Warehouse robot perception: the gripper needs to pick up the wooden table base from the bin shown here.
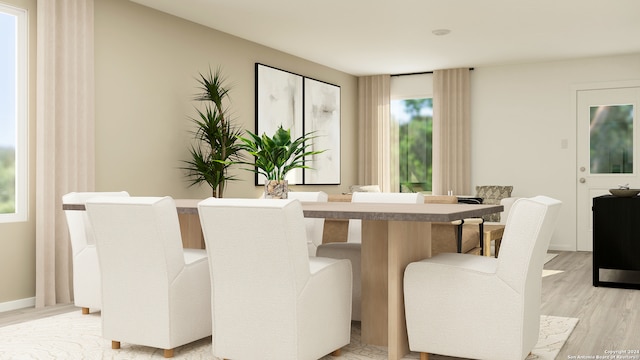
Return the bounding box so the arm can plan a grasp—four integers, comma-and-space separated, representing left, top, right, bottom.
361, 220, 431, 360
178, 213, 204, 249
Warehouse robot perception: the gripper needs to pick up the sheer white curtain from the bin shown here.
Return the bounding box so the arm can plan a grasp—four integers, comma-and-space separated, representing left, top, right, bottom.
357, 75, 398, 192
432, 68, 471, 195
36, 0, 95, 307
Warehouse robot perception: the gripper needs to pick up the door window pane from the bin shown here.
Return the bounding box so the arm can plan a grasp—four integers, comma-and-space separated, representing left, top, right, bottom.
590, 104, 634, 174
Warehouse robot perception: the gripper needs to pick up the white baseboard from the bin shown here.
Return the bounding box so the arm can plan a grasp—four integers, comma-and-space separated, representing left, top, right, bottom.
548, 243, 578, 252
0, 297, 36, 313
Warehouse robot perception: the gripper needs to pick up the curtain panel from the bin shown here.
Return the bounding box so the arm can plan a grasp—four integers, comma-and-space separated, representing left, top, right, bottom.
36, 0, 95, 307
357, 75, 398, 192
432, 68, 471, 196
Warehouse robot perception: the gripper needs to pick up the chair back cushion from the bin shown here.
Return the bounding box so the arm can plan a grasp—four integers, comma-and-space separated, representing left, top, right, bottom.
347, 192, 425, 243
288, 191, 328, 256
495, 196, 561, 355
497, 196, 519, 224
86, 196, 186, 311
475, 185, 513, 222
62, 191, 129, 309
496, 196, 561, 290
62, 191, 129, 255
197, 198, 310, 353
87, 196, 213, 349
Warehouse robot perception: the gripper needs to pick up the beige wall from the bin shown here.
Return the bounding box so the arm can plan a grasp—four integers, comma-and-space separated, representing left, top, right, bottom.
0, 0, 36, 306
94, 0, 358, 199
470, 53, 640, 251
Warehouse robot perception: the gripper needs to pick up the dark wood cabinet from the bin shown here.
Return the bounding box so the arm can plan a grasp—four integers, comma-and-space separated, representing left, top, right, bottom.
592, 195, 640, 289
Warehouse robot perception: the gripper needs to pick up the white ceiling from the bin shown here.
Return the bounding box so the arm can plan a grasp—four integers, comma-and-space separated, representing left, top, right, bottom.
130, 0, 640, 76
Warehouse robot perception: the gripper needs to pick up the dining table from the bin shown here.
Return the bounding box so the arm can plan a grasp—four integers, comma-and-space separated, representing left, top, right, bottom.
299, 200, 502, 360
63, 198, 502, 360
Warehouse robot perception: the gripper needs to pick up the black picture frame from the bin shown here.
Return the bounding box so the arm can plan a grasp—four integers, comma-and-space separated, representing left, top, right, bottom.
255, 63, 341, 185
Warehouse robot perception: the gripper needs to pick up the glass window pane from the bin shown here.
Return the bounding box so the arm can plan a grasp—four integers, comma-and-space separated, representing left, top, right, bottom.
0, 11, 16, 214
392, 98, 433, 192
590, 104, 634, 174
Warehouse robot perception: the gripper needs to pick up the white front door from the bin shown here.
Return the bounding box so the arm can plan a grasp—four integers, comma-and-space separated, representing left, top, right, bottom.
576, 85, 640, 251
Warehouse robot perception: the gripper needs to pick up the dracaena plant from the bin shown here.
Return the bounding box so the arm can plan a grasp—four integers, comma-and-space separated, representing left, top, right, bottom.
181, 67, 244, 198
237, 125, 325, 181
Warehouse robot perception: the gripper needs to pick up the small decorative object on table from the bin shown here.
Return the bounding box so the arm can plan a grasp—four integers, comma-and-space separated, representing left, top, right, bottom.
609, 184, 640, 197
264, 180, 289, 199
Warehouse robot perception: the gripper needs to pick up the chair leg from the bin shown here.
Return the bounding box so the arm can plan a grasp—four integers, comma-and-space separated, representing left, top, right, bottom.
81, 307, 89, 315
456, 220, 464, 253
111, 341, 120, 349
163, 348, 174, 358
478, 221, 485, 255
330, 348, 342, 356
420, 352, 430, 360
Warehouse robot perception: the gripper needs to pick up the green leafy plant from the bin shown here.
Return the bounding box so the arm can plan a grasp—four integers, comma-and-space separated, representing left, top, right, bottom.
237, 125, 325, 181
181, 67, 244, 198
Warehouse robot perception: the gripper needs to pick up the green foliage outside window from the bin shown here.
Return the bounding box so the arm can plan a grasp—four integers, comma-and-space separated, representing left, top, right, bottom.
590, 104, 633, 174
395, 98, 433, 193
0, 146, 15, 213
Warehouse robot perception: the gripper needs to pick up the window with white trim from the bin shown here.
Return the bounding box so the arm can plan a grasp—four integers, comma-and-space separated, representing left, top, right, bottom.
0, 4, 27, 222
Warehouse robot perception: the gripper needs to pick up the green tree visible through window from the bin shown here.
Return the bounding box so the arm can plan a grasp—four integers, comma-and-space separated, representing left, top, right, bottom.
0, 147, 15, 213
590, 104, 634, 174
0, 10, 16, 214
392, 98, 433, 192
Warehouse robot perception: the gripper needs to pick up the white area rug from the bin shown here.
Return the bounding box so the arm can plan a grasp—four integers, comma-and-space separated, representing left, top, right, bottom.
0, 311, 577, 360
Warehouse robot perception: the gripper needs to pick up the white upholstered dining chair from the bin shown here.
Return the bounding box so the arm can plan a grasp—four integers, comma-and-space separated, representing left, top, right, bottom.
86, 196, 211, 358
288, 191, 329, 256
62, 191, 129, 314
404, 196, 561, 360
198, 198, 352, 360
316, 191, 424, 321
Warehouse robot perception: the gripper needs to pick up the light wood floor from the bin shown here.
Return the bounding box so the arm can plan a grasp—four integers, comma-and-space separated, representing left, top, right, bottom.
1, 251, 639, 357
541, 251, 640, 357
0, 302, 76, 327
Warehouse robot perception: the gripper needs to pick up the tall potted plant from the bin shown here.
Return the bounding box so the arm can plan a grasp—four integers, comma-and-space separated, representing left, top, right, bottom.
181, 67, 244, 198
238, 125, 325, 199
